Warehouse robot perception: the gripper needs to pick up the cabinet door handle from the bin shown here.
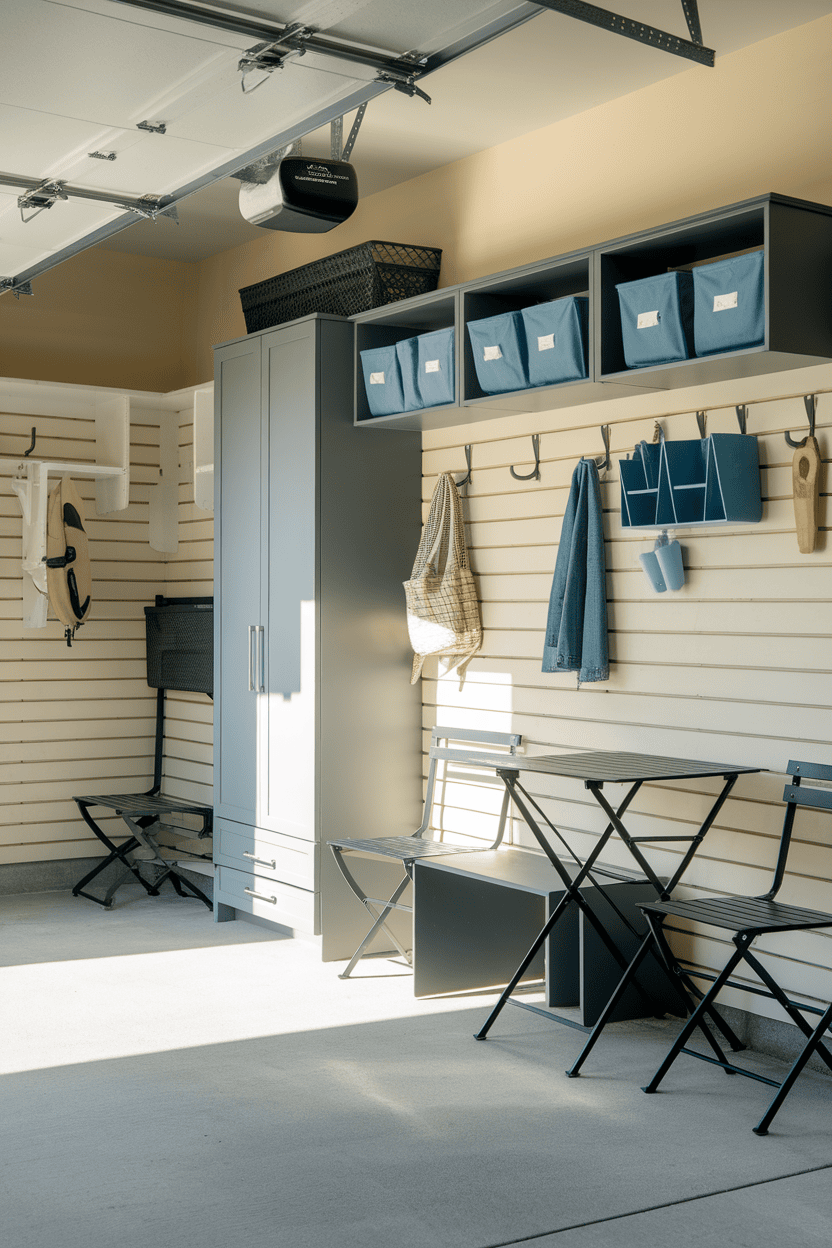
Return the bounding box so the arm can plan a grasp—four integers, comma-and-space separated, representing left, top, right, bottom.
258, 624, 265, 693
244, 887, 277, 904
243, 851, 276, 869
247, 625, 255, 692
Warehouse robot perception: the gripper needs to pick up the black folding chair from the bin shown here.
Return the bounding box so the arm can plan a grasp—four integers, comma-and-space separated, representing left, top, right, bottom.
72, 596, 214, 910
637, 760, 832, 1135
328, 726, 522, 978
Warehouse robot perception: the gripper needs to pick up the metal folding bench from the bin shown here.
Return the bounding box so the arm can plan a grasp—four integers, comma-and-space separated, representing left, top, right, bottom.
592, 760, 832, 1135
72, 596, 214, 910
328, 726, 522, 978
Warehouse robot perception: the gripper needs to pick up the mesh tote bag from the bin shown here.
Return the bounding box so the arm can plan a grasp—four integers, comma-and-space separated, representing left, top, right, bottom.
404, 472, 482, 686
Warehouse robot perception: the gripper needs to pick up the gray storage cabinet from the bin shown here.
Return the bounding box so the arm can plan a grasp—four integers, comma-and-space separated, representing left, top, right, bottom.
213, 314, 422, 957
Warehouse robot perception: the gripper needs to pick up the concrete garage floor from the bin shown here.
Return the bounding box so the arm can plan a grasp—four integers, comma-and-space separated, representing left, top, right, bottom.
2, 885, 832, 1248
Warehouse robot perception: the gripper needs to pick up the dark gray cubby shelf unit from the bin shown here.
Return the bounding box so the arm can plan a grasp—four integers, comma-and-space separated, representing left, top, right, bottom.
353, 290, 459, 430
599, 193, 832, 389
353, 193, 832, 430
460, 250, 656, 414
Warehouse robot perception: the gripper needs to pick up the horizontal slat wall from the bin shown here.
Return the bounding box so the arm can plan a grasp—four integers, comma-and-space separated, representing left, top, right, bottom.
421, 361, 832, 1023
0, 400, 165, 864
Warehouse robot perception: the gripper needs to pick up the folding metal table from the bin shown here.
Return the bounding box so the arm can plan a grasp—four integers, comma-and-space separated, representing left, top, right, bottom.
458, 749, 763, 1042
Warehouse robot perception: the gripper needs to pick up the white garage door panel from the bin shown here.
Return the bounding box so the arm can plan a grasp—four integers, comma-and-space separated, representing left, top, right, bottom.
172, 66, 370, 148
0, 198, 121, 252
0, 108, 113, 181
0, 1, 236, 127
62, 134, 237, 198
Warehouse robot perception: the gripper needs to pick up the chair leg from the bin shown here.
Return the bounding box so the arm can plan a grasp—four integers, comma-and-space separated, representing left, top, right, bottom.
753, 1001, 832, 1136
338, 874, 412, 979
744, 948, 832, 1076
648, 912, 746, 1055
642, 942, 747, 1094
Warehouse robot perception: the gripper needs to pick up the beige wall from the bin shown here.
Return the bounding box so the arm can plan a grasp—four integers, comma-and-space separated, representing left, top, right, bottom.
0, 248, 196, 393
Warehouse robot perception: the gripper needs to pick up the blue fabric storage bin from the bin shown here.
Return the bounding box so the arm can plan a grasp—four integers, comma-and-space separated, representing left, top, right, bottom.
466, 311, 528, 393
693, 250, 765, 356
416, 327, 455, 408
395, 336, 423, 411
360, 344, 406, 416
521, 296, 588, 385
616, 270, 694, 367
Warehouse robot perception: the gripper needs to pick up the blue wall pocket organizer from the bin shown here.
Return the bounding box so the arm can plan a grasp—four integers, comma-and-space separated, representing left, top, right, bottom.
620, 429, 762, 529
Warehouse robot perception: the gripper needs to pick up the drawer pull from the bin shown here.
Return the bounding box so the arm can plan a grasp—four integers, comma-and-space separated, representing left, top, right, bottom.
243, 851, 277, 869
244, 887, 277, 904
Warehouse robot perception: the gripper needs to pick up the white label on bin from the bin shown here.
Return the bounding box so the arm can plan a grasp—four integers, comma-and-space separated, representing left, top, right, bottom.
714, 290, 738, 312
537, 333, 555, 352
637, 310, 660, 329
369, 371, 385, 385
483, 345, 502, 361
424, 359, 441, 373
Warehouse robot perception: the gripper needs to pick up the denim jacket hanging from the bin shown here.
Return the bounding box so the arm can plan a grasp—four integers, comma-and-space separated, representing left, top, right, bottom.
542, 457, 609, 684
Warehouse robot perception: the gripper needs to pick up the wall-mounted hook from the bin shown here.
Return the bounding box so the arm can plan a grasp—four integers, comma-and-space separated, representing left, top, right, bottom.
593, 425, 611, 473
23, 427, 36, 457
509, 434, 540, 481
785, 395, 816, 448
455, 445, 472, 489
696, 410, 707, 438
735, 404, 748, 435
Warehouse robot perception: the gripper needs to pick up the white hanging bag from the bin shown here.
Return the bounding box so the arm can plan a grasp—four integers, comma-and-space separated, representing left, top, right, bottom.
403, 472, 481, 686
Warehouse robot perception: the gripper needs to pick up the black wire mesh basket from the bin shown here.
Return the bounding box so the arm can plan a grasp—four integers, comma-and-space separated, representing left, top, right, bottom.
239, 240, 442, 333
145, 597, 213, 696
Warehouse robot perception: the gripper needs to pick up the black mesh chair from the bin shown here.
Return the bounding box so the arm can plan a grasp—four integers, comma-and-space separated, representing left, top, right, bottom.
72, 596, 214, 910
638, 760, 832, 1135
329, 726, 522, 979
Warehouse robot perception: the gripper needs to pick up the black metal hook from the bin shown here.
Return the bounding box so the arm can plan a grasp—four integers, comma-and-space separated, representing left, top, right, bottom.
785, 395, 816, 448
593, 425, 611, 472
23, 427, 36, 457
455, 445, 472, 489
509, 434, 540, 481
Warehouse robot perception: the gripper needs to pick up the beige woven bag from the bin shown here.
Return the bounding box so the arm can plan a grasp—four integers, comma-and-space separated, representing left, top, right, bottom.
404, 472, 482, 685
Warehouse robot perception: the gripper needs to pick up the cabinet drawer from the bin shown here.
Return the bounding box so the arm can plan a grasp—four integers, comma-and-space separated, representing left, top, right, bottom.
215, 864, 319, 933
215, 819, 317, 890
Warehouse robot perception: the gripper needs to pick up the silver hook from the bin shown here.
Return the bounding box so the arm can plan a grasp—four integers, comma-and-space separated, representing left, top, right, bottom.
593, 425, 611, 472
509, 434, 540, 481
785, 395, 816, 448
455, 445, 472, 489
696, 410, 707, 438
735, 404, 748, 435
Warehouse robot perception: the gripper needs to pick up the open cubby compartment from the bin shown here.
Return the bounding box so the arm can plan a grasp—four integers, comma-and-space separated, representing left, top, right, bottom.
620, 433, 762, 529
460, 251, 644, 413
598, 193, 832, 390
354, 290, 459, 429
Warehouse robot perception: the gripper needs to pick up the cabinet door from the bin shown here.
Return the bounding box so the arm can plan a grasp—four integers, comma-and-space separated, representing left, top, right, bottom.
214, 336, 264, 826
259, 322, 318, 840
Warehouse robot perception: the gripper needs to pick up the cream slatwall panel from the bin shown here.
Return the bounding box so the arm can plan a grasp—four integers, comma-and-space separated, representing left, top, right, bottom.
421, 362, 832, 1023
0, 402, 165, 864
